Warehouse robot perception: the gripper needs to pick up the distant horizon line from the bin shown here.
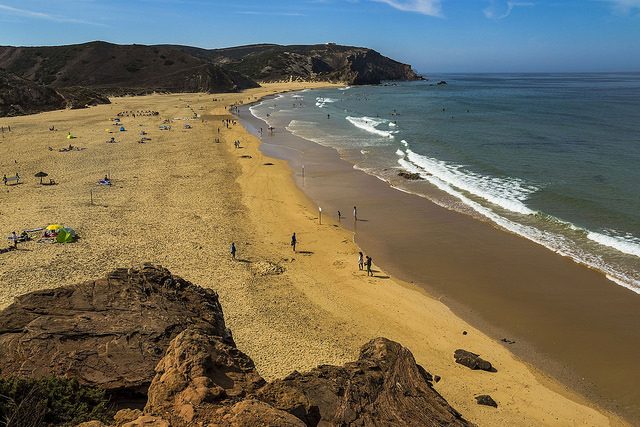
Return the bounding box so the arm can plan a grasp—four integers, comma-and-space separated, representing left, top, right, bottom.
419, 71, 640, 75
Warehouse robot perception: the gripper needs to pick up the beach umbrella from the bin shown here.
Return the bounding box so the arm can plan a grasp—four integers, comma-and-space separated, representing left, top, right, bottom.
34, 171, 48, 184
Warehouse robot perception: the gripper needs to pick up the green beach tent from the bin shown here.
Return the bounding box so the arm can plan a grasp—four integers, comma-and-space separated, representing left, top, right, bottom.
56, 227, 76, 244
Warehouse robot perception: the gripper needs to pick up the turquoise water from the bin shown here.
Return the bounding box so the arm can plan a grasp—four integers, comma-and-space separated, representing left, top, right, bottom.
250, 74, 640, 292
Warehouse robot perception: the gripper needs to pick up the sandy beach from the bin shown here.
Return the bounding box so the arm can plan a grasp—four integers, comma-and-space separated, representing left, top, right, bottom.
0, 83, 628, 426
239, 96, 640, 423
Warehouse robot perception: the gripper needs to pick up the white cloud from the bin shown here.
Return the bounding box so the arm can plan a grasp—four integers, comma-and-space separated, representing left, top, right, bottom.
483, 0, 533, 19
0, 3, 105, 25
603, 0, 640, 13
371, 0, 443, 17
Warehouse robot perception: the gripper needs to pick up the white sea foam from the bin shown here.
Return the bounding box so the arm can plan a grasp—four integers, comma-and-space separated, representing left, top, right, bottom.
396, 157, 640, 293
249, 104, 277, 128
315, 97, 338, 108
587, 231, 640, 258
346, 116, 396, 139
339, 86, 351, 91
389, 122, 397, 127
250, 88, 640, 293
404, 149, 537, 215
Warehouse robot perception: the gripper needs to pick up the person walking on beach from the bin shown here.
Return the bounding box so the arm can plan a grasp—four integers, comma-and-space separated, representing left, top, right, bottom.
230, 242, 236, 259
358, 252, 364, 271
353, 206, 358, 221
338, 210, 342, 221
291, 232, 297, 252
366, 256, 373, 276
11, 231, 18, 249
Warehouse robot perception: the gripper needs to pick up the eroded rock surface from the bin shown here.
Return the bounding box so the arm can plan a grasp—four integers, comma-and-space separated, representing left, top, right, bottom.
0, 266, 469, 426
258, 338, 469, 426
0, 264, 231, 396
144, 327, 266, 424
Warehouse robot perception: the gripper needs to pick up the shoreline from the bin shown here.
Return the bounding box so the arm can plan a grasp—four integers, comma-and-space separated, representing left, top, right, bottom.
236, 89, 639, 424
0, 84, 627, 425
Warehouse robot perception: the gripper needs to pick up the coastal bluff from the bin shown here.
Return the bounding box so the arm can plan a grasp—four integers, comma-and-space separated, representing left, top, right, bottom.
0, 265, 468, 426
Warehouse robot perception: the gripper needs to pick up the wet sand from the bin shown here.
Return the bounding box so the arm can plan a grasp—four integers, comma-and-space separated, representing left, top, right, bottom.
239, 100, 640, 422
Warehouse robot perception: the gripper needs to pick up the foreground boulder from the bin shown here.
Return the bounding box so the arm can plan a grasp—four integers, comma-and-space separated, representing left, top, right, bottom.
258, 338, 468, 426
138, 334, 467, 426
0, 264, 231, 398
144, 327, 267, 424
0, 266, 468, 426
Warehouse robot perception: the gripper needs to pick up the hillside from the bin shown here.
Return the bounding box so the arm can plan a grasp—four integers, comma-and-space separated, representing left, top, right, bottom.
0, 41, 420, 117
0, 41, 258, 93
0, 69, 65, 117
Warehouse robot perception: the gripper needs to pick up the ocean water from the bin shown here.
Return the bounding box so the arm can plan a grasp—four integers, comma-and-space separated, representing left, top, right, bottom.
250, 74, 640, 293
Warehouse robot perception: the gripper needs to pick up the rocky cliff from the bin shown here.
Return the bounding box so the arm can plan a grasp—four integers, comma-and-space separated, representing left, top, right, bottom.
187, 43, 422, 84
0, 265, 467, 426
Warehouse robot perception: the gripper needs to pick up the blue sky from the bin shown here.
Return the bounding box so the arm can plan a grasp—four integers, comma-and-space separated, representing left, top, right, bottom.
0, 0, 639, 72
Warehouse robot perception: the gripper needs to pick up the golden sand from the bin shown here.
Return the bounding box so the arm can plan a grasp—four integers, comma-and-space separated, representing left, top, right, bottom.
0, 84, 625, 426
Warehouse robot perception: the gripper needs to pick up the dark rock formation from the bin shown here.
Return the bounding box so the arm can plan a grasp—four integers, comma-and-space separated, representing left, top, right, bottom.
475, 395, 498, 408
398, 171, 423, 180
258, 338, 468, 426
0, 264, 231, 399
454, 349, 495, 372
437, 80, 448, 86
0, 69, 65, 116
0, 266, 468, 426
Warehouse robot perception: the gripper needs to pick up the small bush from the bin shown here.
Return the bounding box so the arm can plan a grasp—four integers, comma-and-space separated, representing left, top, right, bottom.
125, 63, 141, 73
0, 376, 114, 427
